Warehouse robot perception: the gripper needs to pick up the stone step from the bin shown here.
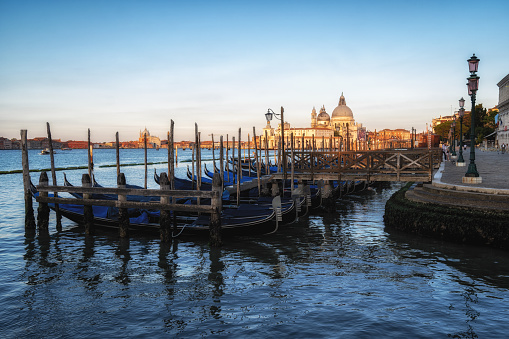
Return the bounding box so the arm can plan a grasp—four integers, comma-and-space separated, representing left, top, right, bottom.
405, 185, 509, 212
422, 184, 509, 202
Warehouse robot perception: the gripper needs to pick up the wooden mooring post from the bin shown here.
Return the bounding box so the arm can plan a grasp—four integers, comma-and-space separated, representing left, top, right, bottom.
209, 172, 222, 247
46, 122, 61, 230
88, 128, 93, 179
21, 129, 36, 230
159, 172, 171, 242
117, 173, 129, 238
37, 171, 50, 231
82, 173, 94, 235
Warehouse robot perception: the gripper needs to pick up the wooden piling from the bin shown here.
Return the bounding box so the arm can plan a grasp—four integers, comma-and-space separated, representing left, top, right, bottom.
253, 127, 261, 197
322, 180, 334, 211
169, 120, 175, 190
226, 134, 229, 182
117, 173, 129, 238
21, 129, 35, 230
116, 131, 120, 177
232, 136, 236, 184
82, 173, 94, 235
220, 135, 224, 192
264, 130, 269, 175
46, 122, 61, 229
144, 133, 148, 189
291, 133, 295, 195
37, 171, 50, 231
237, 128, 241, 206
88, 128, 93, 179
211, 133, 216, 172
280, 106, 286, 180
196, 130, 200, 187
247, 133, 251, 169
238, 128, 242, 180
271, 180, 279, 197
209, 172, 222, 247
191, 143, 195, 190
159, 172, 171, 242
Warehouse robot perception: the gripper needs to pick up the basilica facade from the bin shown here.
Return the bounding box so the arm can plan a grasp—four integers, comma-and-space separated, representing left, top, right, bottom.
139, 128, 161, 148
262, 93, 365, 150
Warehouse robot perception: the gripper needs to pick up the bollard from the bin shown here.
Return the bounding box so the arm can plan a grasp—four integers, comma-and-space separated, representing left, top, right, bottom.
159, 172, 172, 242
209, 173, 222, 247
117, 173, 129, 238
82, 173, 94, 235
37, 171, 50, 231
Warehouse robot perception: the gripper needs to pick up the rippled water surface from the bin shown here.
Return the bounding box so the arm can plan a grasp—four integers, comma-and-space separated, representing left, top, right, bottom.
1, 149, 509, 338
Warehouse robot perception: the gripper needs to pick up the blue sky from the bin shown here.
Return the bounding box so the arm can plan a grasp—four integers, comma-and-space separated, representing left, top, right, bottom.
1, 0, 508, 142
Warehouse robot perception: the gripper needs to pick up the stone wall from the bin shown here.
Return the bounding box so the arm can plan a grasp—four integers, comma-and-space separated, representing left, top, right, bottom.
384, 183, 509, 250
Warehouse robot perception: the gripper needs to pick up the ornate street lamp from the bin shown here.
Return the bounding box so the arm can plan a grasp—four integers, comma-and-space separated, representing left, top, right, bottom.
464, 54, 481, 181
265, 107, 286, 179
457, 97, 466, 166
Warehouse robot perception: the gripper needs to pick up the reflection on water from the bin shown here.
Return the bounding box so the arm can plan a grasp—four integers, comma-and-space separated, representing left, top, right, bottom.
1, 149, 509, 337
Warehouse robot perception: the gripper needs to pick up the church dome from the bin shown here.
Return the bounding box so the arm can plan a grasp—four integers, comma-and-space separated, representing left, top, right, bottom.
317, 106, 330, 122
331, 93, 353, 119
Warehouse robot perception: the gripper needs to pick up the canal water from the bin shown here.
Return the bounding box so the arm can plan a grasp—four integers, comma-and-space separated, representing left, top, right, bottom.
1, 149, 509, 338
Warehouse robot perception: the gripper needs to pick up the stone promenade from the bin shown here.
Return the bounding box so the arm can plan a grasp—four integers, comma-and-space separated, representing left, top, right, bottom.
405, 147, 509, 211
438, 147, 509, 192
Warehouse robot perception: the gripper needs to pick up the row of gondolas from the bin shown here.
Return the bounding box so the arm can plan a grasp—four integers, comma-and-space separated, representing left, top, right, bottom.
32, 160, 370, 238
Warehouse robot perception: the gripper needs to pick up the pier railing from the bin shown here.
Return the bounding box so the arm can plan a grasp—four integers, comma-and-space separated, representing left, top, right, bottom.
277, 148, 442, 182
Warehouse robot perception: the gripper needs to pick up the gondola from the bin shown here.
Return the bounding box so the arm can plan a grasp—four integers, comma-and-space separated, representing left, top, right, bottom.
31, 180, 280, 237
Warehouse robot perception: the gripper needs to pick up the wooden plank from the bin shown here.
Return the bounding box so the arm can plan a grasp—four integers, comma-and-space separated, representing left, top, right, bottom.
35, 196, 216, 213
36, 185, 217, 198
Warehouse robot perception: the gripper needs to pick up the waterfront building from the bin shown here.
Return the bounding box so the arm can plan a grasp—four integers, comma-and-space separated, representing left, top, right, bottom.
0, 137, 13, 150
261, 93, 365, 150
497, 73, 509, 146
432, 113, 461, 132
66, 140, 89, 149
139, 128, 161, 148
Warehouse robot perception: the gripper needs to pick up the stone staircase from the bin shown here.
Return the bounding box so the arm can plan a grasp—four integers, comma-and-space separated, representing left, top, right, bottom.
405, 183, 509, 212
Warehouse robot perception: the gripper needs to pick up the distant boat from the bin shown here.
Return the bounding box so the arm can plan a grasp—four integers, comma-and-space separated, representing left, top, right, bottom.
39, 148, 55, 155
61, 148, 72, 151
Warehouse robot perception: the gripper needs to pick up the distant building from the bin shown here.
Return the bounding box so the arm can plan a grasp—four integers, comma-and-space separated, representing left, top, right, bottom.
261, 93, 364, 150
432, 113, 461, 132
0, 137, 12, 149
66, 140, 89, 149
497, 73, 509, 146
139, 128, 161, 148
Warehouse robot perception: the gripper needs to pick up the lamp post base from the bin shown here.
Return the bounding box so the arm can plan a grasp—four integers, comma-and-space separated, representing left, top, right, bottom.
456, 161, 466, 167
462, 176, 482, 184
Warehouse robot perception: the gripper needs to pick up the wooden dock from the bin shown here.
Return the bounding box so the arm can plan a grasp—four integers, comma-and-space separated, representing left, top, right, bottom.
276, 149, 442, 182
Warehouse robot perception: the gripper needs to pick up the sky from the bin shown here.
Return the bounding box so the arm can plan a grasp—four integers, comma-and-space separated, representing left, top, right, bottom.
1, 0, 508, 142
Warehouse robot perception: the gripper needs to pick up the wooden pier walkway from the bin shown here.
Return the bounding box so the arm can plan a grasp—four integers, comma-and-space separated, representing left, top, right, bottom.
275, 149, 442, 182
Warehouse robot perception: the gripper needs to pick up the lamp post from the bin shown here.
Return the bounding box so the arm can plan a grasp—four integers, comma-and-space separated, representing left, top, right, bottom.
457, 97, 466, 166
464, 54, 481, 182
265, 107, 285, 179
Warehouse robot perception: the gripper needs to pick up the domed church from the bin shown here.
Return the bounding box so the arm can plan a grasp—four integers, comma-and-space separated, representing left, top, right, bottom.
263, 93, 365, 150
